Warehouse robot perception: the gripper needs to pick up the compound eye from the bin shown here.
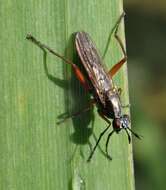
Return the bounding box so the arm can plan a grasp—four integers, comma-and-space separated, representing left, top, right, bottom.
121, 115, 130, 128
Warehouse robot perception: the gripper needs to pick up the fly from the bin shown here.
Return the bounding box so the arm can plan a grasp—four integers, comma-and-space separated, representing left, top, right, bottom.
26, 12, 141, 161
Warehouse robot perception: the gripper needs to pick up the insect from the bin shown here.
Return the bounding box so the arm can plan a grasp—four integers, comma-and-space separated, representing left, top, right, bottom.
26, 12, 141, 161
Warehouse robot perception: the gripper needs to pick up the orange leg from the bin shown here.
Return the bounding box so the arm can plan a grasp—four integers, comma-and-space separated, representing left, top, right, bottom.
108, 13, 127, 78
26, 34, 90, 91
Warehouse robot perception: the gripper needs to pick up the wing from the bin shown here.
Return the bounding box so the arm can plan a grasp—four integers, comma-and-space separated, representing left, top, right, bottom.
75, 31, 113, 105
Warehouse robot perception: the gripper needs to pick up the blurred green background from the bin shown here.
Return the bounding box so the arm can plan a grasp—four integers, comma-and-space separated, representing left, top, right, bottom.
125, 1, 166, 189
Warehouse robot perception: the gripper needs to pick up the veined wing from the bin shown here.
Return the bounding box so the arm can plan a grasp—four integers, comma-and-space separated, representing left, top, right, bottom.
75, 31, 113, 105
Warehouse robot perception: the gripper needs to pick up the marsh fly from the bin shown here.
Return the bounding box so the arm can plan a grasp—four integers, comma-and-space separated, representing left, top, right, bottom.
26, 12, 141, 161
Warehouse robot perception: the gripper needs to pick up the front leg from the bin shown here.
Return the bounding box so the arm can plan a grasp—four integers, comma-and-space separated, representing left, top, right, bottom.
87, 111, 111, 162
98, 110, 111, 125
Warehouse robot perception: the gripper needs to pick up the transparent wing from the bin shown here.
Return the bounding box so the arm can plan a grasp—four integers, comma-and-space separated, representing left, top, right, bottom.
75, 32, 113, 105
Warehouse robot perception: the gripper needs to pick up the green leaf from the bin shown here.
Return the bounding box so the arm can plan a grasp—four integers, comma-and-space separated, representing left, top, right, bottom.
0, 0, 135, 190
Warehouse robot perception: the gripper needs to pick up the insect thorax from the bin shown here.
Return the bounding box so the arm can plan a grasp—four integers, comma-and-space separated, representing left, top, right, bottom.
104, 89, 122, 119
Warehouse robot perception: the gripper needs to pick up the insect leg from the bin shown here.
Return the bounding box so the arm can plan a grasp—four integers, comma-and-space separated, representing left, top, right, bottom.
87, 125, 110, 162
114, 12, 127, 60
108, 12, 127, 77
127, 127, 142, 140
26, 34, 90, 91
117, 87, 122, 95
98, 110, 111, 125
86, 111, 112, 161
124, 128, 131, 143
105, 130, 114, 160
